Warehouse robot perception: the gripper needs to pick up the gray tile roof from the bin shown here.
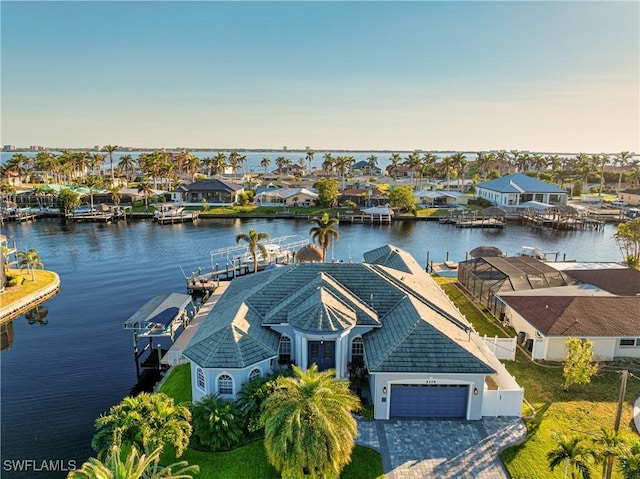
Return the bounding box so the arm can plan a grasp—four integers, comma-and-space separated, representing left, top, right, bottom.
363, 244, 414, 274
287, 288, 358, 332
476, 173, 566, 194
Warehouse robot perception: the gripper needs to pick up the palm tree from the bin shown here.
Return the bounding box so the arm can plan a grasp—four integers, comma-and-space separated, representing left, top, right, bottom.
110, 187, 122, 207
495, 150, 509, 176
228, 151, 240, 179
593, 154, 609, 197
91, 392, 192, 459
117, 154, 135, 182
137, 180, 154, 210
103, 145, 119, 182
69, 444, 198, 479
451, 152, 468, 191
260, 156, 271, 175
309, 212, 339, 262
366, 154, 378, 176
275, 156, 288, 174
438, 156, 455, 190
615, 151, 632, 191
547, 434, 594, 479
212, 152, 227, 177
322, 152, 334, 175
305, 150, 315, 174
236, 228, 270, 273
618, 440, 640, 479
388, 153, 402, 185
262, 364, 361, 479
404, 151, 421, 187
17, 248, 43, 281
592, 427, 625, 479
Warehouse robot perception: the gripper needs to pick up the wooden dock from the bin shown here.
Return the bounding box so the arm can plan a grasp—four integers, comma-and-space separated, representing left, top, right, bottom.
455, 217, 505, 229
519, 211, 605, 231
337, 214, 392, 224
154, 210, 200, 225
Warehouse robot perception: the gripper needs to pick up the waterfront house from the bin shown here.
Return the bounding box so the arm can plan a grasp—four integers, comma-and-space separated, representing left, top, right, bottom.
254, 187, 318, 207
183, 245, 523, 420
176, 178, 244, 206
339, 188, 388, 207
414, 190, 469, 207
475, 173, 567, 207
618, 188, 640, 206
352, 161, 382, 176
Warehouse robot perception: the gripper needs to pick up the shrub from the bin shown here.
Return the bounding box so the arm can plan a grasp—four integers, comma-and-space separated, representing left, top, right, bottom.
7, 274, 24, 287
191, 394, 245, 452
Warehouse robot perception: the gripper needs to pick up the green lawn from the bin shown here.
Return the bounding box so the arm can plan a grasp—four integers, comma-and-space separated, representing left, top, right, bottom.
158, 365, 384, 479
434, 278, 640, 479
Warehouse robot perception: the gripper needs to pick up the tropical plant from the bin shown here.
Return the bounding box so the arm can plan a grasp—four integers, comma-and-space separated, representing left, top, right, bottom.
309, 212, 339, 262
305, 150, 315, 173
613, 218, 640, 269
69, 444, 198, 479
322, 153, 334, 175
57, 187, 81, 214
236, 374, 275, 432
314, 177, 339, 208
236, 228, 270, 273
592, 427, 625, 479
17, 248, 43, 281
102, 145, 119, 181
262, 364, 361, 479
563, 338, 599, 391
137, 180, 154, 209
261, 156, 271, 175
388, 185, 416, 213
547, 434, 595, 479
91, 392, 192, 459
618, 439, 640, 479
117, 154, 136, 182
191, 394, 245, 452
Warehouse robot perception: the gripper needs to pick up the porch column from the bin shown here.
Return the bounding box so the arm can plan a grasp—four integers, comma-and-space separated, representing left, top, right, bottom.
300, 336, 308, 370
335, 336, 344, 378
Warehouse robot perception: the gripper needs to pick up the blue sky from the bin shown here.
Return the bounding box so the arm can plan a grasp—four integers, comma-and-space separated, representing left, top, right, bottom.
1, 1, 638, 153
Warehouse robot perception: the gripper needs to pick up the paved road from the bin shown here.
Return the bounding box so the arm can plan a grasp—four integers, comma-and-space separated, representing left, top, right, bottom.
357, 417, 526, 479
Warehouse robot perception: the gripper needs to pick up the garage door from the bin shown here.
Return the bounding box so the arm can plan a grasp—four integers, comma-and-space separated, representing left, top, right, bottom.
389, 384, 468, 418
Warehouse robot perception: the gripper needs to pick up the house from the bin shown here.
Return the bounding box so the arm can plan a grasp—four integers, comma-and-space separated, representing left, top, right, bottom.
352, 161, 382, 176
254, 187, 318, 207
339, 188, 388, 207
465, 259, 640, 361
475, 173, 567, 207
183, 245, 523, 420
414, 190, 469, 207
618, 188, 640, 207
176, 178, 244, 206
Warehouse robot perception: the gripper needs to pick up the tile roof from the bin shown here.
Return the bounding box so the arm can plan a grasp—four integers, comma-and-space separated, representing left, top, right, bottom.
182, 178, 244, 192
476, 173, 566, 194
501, 295, 640, 337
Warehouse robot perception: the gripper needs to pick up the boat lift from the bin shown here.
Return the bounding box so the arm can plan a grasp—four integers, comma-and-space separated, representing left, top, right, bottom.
123, 292, 195, 378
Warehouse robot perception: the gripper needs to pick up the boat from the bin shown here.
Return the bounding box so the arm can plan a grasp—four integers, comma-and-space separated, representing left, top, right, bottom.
240, 244, 282, 264
153, 203, 185, 219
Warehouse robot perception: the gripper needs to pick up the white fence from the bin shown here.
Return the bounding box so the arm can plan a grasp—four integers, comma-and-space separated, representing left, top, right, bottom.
482, 335, 517, 361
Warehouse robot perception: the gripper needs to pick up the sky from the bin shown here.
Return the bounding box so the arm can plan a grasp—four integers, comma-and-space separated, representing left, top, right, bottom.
1, 1, 638, 153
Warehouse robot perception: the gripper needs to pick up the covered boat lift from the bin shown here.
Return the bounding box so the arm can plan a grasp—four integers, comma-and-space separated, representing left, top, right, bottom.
123, 293, 195, 378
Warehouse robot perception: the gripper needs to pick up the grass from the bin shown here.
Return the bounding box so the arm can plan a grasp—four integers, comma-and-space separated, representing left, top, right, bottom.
434, 278, 640, 479
158, 365, 384, 479
1, 269, 58, 305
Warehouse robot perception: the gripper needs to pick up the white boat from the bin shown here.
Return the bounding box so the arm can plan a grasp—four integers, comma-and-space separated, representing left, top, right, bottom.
240, 244, 283, 265
154, 204, 185, 219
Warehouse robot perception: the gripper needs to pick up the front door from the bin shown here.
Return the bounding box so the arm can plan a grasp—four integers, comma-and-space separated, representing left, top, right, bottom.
308, 341, 335, 371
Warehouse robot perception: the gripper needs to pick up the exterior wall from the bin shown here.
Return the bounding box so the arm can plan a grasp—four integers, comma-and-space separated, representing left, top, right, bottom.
545, 337, 617, 362
614, 339, 640, 359
619, 191, 640, 206
371, 372, 487, 420
504, 308, 540, 342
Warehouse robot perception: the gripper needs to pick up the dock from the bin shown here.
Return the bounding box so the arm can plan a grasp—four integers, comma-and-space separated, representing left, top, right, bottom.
519, 209, 605, 231
162, 282, 230, 366
154, 210, 200, 225
454, 217, 505, 228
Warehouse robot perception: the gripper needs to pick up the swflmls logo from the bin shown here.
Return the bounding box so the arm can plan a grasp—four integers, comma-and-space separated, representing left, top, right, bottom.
3, 459, 77, 472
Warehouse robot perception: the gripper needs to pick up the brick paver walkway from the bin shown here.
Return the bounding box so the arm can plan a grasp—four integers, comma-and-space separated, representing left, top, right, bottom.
357, 417, 526, 479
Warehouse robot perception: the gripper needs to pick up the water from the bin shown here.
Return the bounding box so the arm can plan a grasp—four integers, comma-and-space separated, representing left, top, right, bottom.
0, 217, 622, 477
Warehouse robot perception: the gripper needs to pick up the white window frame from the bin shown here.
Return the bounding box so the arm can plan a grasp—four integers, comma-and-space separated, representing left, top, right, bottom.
248, 368, 261, 382
620, 338, 640, 347
218, 373, 233, 395
196, 367, 206, 392
279, 336, 292, 364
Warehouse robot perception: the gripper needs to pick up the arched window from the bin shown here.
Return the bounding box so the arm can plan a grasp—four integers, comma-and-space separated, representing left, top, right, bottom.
248, 368, 261, 382
218, 374, 233, 395
278, 336, 291, 364
196, 367, 206, 391
351, 337, 364, 366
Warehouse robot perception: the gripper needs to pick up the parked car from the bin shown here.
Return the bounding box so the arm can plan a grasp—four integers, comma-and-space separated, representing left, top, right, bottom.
611, 199, 628, 207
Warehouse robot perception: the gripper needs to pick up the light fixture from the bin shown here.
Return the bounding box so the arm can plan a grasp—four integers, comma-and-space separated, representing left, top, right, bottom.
473, 387, 479, 395
382, 386, 387, 394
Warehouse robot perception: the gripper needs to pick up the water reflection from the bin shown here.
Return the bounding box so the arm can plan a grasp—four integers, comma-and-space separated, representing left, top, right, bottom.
1, 321, 14, 351
24, 304, 49, 325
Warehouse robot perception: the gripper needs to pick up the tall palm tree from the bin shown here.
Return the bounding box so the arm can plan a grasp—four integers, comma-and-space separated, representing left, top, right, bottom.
309, 212, 339, 262
275, 156, 287, 174
438, 156, 455, 190
593, 154, 610, 197
91, 392, 192, 459
305, 150, 315, 174
615, 151, 632, 191
262, 364, 361, 479
212, 152, 227, 177
17, 248, 43, 281
110, 187, 122, 207
69, 444, 198, 479
137, 180, 154, 210
235, 228, 270, 273
592, 427, 625, 479
451, 152, 468, 191
618, 440, 640, 479
322, 152, 334, 175
260, 156, 271, 175
117, 154, 135, 182
388, 153, 402, 185
228, 151, 240, 179
103, 145, 119, 182
366, 154, 378, 176
404, 151, 421, 188
547, 434, 594, 479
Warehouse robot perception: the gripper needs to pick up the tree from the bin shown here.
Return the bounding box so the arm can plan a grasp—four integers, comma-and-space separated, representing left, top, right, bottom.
563, 338, 599, 391
451, 152, 468, 191
262, 364, 361, 479
69, 444, 198, 479
191, 394, 245, 452
117, 154, 136, 182
236, 228, 270, 273
237, 374, 275, 433
438, 156, 455, 189
618, 440, 640, 479
103, 145, 119, 182
309, 212, 339, 262
91, 392, 192, 459
592, 427, 625, 479
314, 177, 339, 208
58, 187, 81, 214
110, 187, 122, 207
613, 218, 640, 269
615, 152, 632, 191
321, 153, 334, 175
17, 248, 43, 281
547, 434, 595, 479
138, 180, 154, 209
305, 150, 315, 173
261, 156, 271, 175
388, 185, 415, 213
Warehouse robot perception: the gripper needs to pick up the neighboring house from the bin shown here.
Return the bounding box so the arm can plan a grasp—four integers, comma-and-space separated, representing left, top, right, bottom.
254, 187, 318, 207
385, 164, 411, 178
475, 173, 567, 207
339, 188, 388, 207
414, 190, 469, 207
176, 179, 244, 206
352, 161, 382, 176
183, 245, 523, 420
436, 179, 475, 193
618, 188, 640, 206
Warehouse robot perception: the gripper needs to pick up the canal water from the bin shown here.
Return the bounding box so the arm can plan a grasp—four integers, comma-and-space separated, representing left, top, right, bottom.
0, 217, 622, 477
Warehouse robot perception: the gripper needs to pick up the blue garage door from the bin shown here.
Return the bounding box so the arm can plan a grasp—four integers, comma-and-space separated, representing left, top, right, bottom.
390, 384, 468, 418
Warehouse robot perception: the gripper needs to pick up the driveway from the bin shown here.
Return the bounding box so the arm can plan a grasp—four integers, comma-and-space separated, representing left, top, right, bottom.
357, 417, 526, 479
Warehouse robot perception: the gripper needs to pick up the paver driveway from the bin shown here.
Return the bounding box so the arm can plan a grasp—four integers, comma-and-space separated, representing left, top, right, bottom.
357, 417, 526, 479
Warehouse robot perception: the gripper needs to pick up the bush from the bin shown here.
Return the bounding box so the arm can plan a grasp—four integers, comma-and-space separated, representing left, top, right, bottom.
237, 375, 277, 433
191, 394, 246, 452
7, 274, 24, 287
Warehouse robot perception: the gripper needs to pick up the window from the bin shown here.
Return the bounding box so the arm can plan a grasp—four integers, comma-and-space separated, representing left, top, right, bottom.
248, 368, 261, 382
620, 338, 640, 347
279, 336, 291, 364
351, 337, 364, 365
218, 374, 233, 395
196, 367, 206, 391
